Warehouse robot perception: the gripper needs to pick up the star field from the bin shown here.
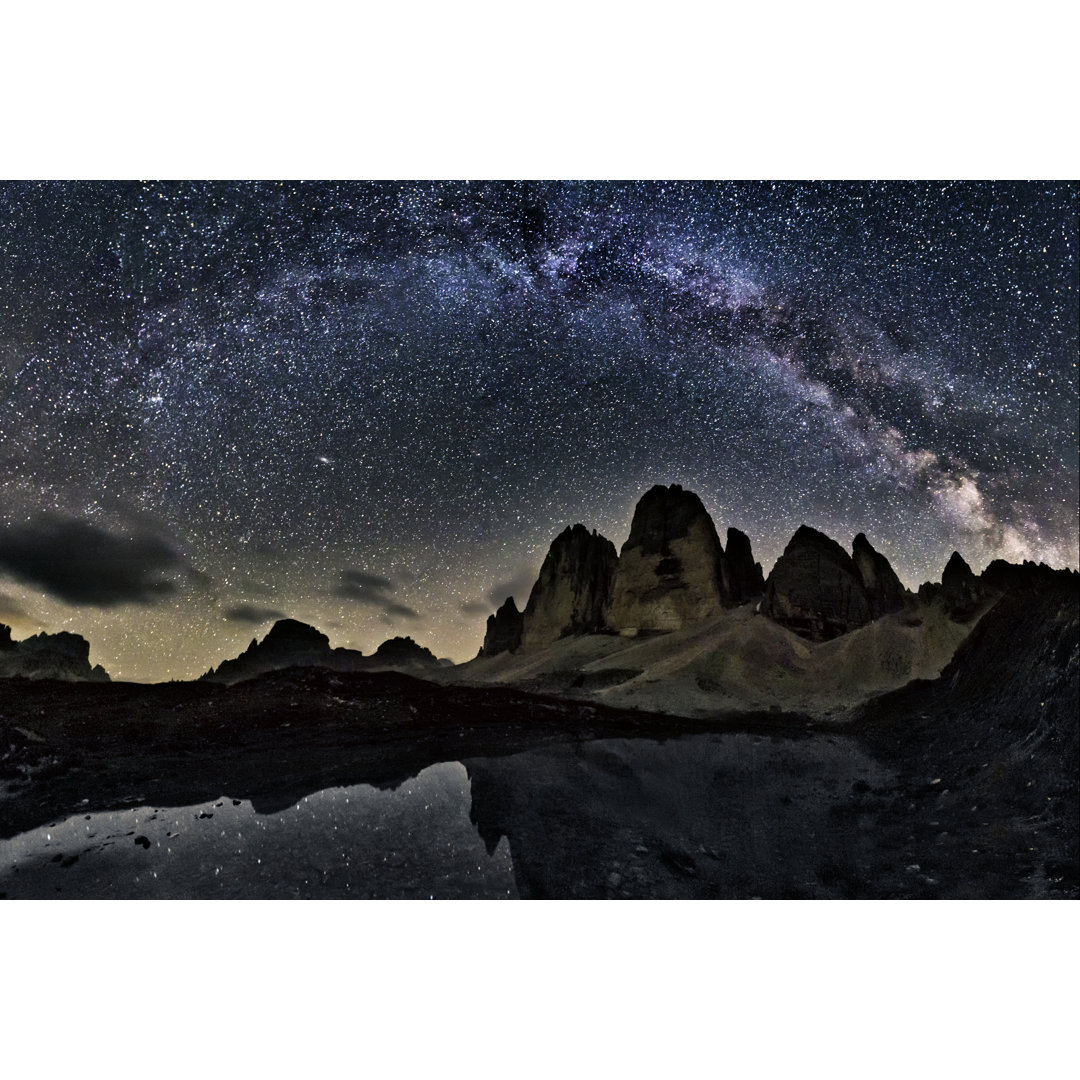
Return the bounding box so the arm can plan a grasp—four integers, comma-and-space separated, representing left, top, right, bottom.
0, 181, 1076, 680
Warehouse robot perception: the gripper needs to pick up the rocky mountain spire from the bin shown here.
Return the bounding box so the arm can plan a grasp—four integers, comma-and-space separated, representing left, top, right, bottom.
607, 484, 727, 633
760, 525, 875, 641
520, 525, 618, 649
851, 533, 906, 618
481, 596, 524, 656
941, 551, 983, 621
720, 526, 765, 603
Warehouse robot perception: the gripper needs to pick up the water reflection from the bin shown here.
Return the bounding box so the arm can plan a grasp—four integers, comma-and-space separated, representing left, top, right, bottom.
1, 732, 894, 899
466, 732, 893, 899
0, 762, 517, 899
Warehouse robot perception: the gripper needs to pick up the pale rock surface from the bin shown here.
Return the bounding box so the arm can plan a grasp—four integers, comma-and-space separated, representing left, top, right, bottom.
608, 485, 727, 633
521, 525, 618, 649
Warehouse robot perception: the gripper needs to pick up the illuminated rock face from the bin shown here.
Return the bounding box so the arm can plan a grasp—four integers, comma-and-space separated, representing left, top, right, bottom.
607, 485, 728, 634
521, 525, 618, 649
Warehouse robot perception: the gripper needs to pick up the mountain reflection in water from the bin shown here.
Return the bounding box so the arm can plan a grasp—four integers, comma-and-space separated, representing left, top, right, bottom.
467, 732, 890, 899
0, 762, 517, 899
2, 732, 891, 899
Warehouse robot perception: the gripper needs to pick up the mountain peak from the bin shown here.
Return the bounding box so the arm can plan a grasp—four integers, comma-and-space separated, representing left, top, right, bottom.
521, 526, 618, 648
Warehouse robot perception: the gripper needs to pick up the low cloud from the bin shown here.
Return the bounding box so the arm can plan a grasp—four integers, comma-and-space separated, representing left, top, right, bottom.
383, 601, 420, 620
335, 570, 395, 601
458, 567, 537, 620
335, 569, 420, 621
487, 568, 537, 608
0, 515, 189, 607
224, 604, 286, 626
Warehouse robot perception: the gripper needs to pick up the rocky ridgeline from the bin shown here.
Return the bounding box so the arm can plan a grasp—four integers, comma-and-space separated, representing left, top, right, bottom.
203, 618, 440, 685
478, 483, 1079, 655
0, 623, 110, 682
918, 552, 1078, 623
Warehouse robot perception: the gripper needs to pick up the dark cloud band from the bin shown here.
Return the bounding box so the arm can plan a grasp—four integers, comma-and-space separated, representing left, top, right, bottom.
0, 516, 187, 607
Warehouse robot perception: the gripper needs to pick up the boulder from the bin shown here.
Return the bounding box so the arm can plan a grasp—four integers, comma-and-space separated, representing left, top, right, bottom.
760, 525, 873, 641
522, 525, 618, 648
482, 596, 524, 657
607, 485, 726, 633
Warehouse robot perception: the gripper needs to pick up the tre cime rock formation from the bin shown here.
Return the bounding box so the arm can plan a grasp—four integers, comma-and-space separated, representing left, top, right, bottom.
481, 596, 524, 657
520, 524, 619, 649
483, 485, 768, 649
607, 484, 730, 634
720, 526, 766, 604
759, 526, 912, 642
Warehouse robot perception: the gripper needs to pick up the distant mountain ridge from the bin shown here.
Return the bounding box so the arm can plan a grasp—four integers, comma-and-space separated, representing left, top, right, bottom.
0, 624, 111, 682
201, 618, 441, 685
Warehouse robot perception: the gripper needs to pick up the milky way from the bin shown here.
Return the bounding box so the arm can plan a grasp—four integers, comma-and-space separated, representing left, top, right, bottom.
0, 181, 1076, 679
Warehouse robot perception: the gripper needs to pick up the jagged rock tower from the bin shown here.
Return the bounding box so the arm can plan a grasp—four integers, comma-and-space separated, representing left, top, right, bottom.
608, 485, 716, 632
481, 596, 525, 656
520, 524, 618, 649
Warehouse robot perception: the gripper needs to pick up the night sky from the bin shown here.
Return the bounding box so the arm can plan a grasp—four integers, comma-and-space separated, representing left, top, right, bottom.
0, 181, 1076, 681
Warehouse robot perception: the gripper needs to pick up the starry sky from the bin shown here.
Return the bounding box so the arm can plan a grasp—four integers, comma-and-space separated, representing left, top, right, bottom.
0, 181, 1076, 681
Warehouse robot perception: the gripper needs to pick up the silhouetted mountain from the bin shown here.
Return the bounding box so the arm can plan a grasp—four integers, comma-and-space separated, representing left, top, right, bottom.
203, 619, 440, 685
482, 596, 524, 656
0, 623, 110, 682
521, 524, 618, 647
979, 558, 1079, 593
939, 551, 983, 621
371, 636, 438, 666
